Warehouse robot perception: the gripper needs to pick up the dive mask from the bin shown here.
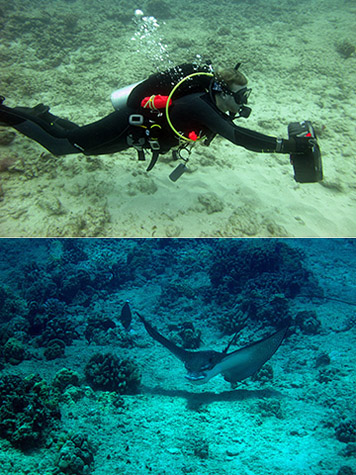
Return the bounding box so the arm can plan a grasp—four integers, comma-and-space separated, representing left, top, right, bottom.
211, 80, 251, 105
230, 85, 251, 106
229, 85, 252, 118
211, 79, 252, 118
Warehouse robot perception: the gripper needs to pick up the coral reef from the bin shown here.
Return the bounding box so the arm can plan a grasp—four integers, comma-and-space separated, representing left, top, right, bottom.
85, 313, 134, 347
341, 443, 356, 458
0, 129, 16, 145
22, 262, 58, 304
0, 374, 60, 449
159, 279, 197, 307
3, 337, 25, 365
209, 240, 316, 296
29, 302, 79, 347
44, 339, 66, 360
197, 192, 224, 214
336, 40, 355, 58
52, 368, 80, 393
126, 240, 176, 280
315, 352, 331, 368
218, 293, 290, 334
216, 305, 247, 336
317, 367, 340, 383
168, 321, 201, 349
42, 298, 68, 319
59, 240, 89, 265
336, 421, 356, 443
252, 363, 274, 383
295, 310, 321, 335
206, 240, 322, 330
55, 433, 96, 475
1, 316, 30, 344
257, 399, 283, 419
189, 436, 209, 459
60, 272, 90, 304
337, 467, 355, 475
0, 285, 28, 323
84, 314, 116, 344
41, 315, 78, 346
28, 298, 67, 338
243, 292, 290, 327
84, 353, 141, 394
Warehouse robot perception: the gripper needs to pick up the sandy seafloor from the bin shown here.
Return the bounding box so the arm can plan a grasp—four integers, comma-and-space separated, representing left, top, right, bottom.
0, 0, 355, 237
0, 238, 355, 475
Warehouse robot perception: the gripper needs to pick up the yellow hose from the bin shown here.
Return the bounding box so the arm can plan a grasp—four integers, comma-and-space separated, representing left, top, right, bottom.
165, 72, 214, 142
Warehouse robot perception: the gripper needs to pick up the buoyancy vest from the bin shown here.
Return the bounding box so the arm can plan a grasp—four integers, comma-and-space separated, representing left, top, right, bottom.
111, 63, 214, 172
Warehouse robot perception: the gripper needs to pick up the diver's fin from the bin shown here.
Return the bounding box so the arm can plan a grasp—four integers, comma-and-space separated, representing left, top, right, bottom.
1, 98, 79, 132
0, 98, 26, 127
0, 98, 80, 155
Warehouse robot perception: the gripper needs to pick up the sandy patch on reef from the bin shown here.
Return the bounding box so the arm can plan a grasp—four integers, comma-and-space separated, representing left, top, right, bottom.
0, 0, 355, 237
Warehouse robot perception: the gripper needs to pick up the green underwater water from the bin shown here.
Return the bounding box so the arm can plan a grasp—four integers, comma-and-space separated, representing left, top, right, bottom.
0, 0, 355, 237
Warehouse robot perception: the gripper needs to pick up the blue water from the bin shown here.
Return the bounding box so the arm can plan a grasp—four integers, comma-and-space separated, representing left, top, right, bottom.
0, 238, 355, 474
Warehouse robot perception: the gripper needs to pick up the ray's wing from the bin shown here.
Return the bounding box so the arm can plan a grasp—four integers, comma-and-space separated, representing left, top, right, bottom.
213, 325, 289, 384
136, 312, 190, 363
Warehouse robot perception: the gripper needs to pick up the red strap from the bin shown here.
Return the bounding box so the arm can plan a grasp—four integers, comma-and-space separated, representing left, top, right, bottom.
141, 95, 172, 110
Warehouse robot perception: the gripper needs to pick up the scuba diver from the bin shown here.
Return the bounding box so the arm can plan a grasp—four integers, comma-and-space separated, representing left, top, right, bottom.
0, 62, 322, 182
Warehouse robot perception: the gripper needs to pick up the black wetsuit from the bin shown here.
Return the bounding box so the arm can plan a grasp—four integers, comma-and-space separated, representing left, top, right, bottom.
0, 63, 305, 169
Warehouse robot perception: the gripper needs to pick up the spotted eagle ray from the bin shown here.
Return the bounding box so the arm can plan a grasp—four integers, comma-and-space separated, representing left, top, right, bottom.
136, 312, 289, 386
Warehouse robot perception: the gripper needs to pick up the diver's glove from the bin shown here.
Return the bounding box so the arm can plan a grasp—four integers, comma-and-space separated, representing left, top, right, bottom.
280, 135, 315, 154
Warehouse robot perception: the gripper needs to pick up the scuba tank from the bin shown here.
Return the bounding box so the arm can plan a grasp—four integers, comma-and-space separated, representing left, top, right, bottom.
111, 82, 142, 110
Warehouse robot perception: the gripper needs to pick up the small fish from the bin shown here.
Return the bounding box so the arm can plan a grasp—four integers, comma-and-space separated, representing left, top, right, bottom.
120, 300, 132, 330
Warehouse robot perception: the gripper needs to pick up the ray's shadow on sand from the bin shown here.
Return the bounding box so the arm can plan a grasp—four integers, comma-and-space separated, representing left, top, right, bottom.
141, 384, 284, 410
